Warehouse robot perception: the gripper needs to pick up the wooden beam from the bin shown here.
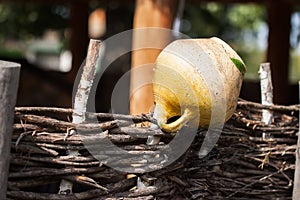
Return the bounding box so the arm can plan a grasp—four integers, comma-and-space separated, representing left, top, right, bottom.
130, 0, 178, 115
0, 0, 68, 4
2, 0, 300, 6
67, 1, 89, 86
188, 0, 298, 5
0, 0, 135, 4
266, 0, 291, 105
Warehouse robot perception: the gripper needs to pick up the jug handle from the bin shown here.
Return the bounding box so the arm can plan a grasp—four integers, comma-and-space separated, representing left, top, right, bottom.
154, 104, 192, 133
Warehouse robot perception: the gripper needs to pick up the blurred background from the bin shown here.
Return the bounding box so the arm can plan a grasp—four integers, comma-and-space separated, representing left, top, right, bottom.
0, 0, 299, 113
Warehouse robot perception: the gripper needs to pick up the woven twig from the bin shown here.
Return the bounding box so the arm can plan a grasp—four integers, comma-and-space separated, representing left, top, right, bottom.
8, 101, 298, 199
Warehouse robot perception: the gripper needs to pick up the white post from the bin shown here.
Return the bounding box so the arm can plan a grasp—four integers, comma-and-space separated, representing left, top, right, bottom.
59, 39, 103, 195
0, 61, 20, 200
259, 62, 273, 124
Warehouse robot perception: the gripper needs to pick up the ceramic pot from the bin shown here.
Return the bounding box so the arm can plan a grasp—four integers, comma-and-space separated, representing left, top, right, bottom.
153, 37, 246, 132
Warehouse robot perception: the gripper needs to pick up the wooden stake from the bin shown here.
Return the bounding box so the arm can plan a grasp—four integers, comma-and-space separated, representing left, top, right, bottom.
292, 81, 300, 199
130, 0, 177, 115
0, 61, 20, 200
72, 39, 102, 124
259, 63, 273, 125
59, 39, 103, 195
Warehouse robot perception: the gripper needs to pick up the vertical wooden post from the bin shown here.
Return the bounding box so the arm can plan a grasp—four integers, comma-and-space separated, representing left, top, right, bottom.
259, 63, 273, 125
0, 61, 20, 200
293, 81, 300, 199
130, 0, 177, 115
59, 40, 103, 195
267, 0, 291, 105
67, 1, 89, 86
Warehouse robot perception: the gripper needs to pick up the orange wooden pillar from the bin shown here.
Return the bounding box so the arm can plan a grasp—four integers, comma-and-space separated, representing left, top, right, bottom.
267, 1, 291, 104
88, 8, 106, 39
130, 0, 177, 115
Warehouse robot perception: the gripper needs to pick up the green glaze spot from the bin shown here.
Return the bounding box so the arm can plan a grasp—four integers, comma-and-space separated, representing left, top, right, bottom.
230, 57, 246, 75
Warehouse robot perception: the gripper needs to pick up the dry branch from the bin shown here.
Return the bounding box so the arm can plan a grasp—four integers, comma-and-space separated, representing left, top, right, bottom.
59, 39, 104, 194
9, 167, 105, 178
259, 62, 273, 124
15, 114, 121, 132
8, 100, 299, 199
15, 107, 155, 123
238, 101, 300, 112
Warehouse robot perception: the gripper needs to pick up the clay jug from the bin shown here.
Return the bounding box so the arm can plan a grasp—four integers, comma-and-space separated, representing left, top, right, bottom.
153, 37, 246, 132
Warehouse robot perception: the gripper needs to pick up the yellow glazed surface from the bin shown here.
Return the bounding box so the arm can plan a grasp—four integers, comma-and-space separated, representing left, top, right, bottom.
153, 37, 246, 132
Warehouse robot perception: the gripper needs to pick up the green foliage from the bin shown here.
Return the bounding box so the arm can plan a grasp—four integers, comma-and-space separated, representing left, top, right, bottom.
183, 3, 265, 41
0, 47, 23, 59
0, 3, 68, 40
182, 3, 266, 80
228, 4, 265, 30
290, 49, 300, 83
